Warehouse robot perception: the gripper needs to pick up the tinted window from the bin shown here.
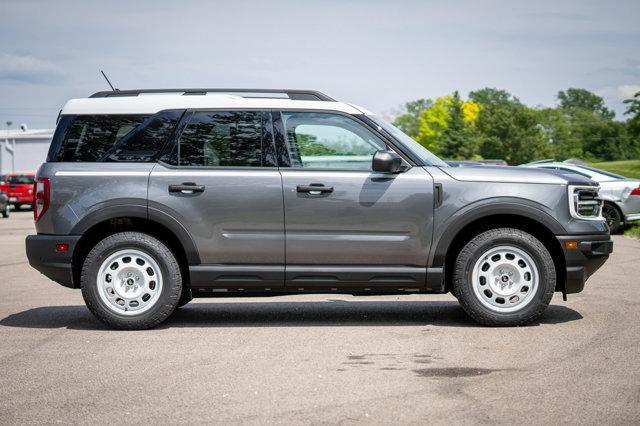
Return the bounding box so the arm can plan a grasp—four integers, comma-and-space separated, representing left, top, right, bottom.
282, 112, 386, 170
178, 111, 265, 167
55, 115, 149, 162
105, 110, 183, 162
8, 175, 34, 185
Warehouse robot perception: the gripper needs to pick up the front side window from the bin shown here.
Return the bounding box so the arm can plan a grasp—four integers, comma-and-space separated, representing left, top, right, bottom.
282, 112, 386, 170
178, 111, 266, 167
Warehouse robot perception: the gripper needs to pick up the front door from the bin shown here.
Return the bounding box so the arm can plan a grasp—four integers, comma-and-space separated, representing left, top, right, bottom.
148, 110, 285, 288
276, 111, 434, 289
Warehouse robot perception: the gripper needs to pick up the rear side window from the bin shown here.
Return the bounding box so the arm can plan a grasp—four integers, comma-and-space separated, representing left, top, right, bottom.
104, 110, 183, 162
48, 111, 183, 162
177, 111, 268, 167
54, 115, 148, 162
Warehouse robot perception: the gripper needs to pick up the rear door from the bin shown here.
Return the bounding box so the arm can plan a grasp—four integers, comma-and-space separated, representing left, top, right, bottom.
148, 110, 285, 289
275, 111, 434, 289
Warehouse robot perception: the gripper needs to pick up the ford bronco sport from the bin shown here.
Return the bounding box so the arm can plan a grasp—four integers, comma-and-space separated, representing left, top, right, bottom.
26, 89, 613, 329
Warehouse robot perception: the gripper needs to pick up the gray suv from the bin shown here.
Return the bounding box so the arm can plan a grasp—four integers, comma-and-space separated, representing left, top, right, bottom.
26, 89, 613, 329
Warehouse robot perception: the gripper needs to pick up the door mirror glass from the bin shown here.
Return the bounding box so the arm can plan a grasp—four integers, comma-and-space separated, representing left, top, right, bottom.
372, 150, 403, 174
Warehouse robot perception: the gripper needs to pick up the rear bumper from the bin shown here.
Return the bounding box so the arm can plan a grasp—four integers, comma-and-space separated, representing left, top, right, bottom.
557, 234, 613, 294
25, 234, 81, 288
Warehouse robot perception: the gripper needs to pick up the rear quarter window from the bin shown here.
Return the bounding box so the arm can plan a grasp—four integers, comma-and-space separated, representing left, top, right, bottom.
48, 111, 183, 162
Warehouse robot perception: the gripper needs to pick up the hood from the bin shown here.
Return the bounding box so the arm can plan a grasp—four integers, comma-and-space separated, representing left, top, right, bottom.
439, 165, 597, 186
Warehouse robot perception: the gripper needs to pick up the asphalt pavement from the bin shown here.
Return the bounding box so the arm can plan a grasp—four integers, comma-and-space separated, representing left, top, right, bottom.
1, 211, 639, 424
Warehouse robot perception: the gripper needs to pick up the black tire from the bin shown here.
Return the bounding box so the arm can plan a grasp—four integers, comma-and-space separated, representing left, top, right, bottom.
1, 204, 8, 218
80, 232, 182, 330
13, 203, 21, 210
177, 288, 193, 308
602, 202, 623, 234
452, 228, 555, 326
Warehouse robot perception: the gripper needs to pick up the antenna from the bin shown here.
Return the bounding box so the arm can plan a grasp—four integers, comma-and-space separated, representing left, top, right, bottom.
100, 70, 119, 92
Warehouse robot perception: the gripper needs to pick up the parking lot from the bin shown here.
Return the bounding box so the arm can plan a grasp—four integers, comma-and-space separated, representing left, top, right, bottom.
0, 210, 638, 424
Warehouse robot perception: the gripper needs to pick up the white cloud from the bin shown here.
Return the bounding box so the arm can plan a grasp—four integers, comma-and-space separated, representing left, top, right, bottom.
617, 85, 640, 100
0, 53, 64, 83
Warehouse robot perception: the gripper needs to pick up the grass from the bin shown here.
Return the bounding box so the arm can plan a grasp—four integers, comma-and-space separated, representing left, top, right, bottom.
625, 223, 640, 240
588, 160, 640, 179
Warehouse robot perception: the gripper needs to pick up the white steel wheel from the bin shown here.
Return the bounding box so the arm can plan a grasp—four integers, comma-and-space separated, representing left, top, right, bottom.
96, 249, 163, 316
471, 245, 539, 313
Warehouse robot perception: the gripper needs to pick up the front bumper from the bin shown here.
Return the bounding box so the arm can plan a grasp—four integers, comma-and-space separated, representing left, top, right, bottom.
557, 234, 613, 294
26, 234, 81, 288
9, 195, 32, 204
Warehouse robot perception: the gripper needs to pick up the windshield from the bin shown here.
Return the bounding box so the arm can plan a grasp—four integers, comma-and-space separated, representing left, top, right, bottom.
367, 115, 449, 167
8, 175, 34, 185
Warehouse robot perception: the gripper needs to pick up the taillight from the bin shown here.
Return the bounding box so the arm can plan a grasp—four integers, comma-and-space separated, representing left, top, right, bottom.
34, 178, 50, 222
631, 187, 640, 196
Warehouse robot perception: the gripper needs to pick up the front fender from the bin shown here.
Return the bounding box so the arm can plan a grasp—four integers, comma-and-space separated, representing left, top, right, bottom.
429, 197, 567, 268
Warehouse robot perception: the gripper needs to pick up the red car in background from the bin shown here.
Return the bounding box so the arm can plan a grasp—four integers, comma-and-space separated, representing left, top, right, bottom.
0, 173, 35, 210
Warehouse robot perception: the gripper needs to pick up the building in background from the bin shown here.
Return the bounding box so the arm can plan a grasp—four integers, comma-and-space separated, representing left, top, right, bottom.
1, 126, 54, 174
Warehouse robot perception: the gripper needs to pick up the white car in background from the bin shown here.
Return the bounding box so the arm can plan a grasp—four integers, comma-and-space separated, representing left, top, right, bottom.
523, 161, 640, 233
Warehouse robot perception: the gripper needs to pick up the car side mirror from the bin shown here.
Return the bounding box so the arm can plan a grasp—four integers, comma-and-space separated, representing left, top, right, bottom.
372, 150, 403, 174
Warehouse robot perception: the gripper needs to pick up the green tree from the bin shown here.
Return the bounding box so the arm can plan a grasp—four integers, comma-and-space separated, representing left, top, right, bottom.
475, 101, 551, 164
554, 88, 637, 161
624, 90, 640, 138
558, 88, 614, 119
469, 88, 520, 107
438, 91, 481, 159
392, 99, 432, 138
536, 107, 583, 160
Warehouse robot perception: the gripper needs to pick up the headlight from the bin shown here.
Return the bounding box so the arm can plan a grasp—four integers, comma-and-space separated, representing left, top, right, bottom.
568, 185, 602, 220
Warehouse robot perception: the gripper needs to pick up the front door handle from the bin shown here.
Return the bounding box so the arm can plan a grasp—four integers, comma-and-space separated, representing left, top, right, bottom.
168, 183, 206, 194
296, 184, 334, 195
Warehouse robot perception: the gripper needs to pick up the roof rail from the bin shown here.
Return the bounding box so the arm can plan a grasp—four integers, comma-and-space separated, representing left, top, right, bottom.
89, 88, 336, 101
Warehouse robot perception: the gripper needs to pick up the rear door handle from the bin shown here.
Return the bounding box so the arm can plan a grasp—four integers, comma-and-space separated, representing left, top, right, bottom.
168, 183, 206, 194
296, 184, 334, 195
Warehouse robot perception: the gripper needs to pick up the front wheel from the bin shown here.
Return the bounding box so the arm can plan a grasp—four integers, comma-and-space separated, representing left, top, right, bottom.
452, 228, 555, 326
81, 232, 183, 330
602, 203, 622, 234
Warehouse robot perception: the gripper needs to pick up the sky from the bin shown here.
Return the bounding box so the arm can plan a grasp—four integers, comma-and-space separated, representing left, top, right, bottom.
0, 0, 639, 130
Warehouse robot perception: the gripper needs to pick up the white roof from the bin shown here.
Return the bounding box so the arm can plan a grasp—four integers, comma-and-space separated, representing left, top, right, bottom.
61, 95, 369, 116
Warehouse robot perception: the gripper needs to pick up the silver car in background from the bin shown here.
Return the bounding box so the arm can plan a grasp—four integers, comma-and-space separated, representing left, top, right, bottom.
523, 161, 640, 233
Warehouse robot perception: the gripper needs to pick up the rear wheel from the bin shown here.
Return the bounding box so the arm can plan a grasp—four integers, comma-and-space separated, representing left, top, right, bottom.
602, 203, 623, 234
452, 228, 555, 326
81, 232, 182, 330
1, 203, 8, 218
